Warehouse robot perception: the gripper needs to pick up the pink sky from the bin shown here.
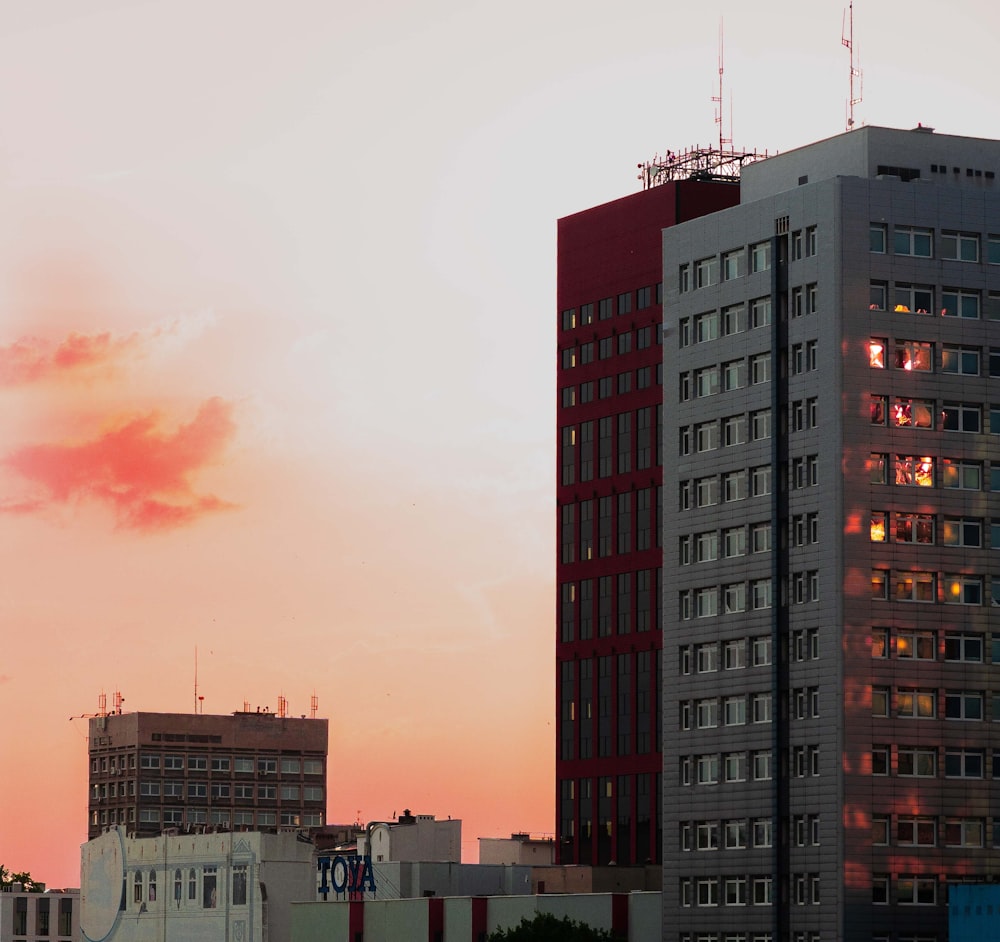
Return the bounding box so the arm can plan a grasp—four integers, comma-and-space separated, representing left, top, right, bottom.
1, 0, 997, 887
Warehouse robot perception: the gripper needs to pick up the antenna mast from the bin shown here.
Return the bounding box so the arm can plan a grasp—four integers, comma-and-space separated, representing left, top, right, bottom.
712, 20, 731, 154
842, 2, 863, 130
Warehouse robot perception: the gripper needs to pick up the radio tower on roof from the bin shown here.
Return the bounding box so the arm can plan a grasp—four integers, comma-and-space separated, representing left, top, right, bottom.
842, 1, 863, 130
712, 20, 730, 155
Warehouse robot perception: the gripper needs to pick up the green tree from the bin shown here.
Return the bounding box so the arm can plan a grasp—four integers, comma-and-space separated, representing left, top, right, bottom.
0, 869, 42, 892
487, 912, 621, 941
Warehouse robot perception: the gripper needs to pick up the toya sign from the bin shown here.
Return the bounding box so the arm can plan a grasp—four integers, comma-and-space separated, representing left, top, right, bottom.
317, 854, 377, 899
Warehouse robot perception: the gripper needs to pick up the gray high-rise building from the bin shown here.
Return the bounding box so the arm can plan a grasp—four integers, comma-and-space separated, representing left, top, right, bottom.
661, 126, 1000, 942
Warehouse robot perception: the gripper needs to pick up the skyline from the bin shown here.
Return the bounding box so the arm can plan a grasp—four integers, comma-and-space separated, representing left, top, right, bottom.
1, 0, 998, 888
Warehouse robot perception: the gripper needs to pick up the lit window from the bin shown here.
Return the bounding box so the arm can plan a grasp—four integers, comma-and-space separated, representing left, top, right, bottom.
897, 689, 936, 718
895, 572, 935, 602
869, 339, 886, 368
942, 517, 981, 547
895, 513, 934, 543
891, 398, 934, 428
897, 629, 935, 659
894, 340, 932, 371
943, 574, 982, 605
870, 513, 887, 543
894, 284, 934, 313
942, 458, 981, 489
871, 628, 888, 658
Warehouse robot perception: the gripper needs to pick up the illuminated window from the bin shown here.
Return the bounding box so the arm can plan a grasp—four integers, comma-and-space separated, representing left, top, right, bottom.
891, 398, 934, 428
943, 574, 982, 605
942, 517, 981, 547
897, 689, 936, 718
869, 339, 886, 368
894, 455, 935, 487
871, 570, 889, 600
894, 340, 932, 371
871, 687, 889, 716
895, 572, 935, 602
942, 458, 981, 489
894, 283, 934, 313
871, 628, 888, 657
897, 629, 935, 659
870, 513, 887, 543
895, 513, 934, 543
898, 747, 936, 776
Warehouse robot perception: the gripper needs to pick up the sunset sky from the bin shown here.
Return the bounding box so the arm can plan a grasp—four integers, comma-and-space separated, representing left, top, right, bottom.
1, 0, 998, 887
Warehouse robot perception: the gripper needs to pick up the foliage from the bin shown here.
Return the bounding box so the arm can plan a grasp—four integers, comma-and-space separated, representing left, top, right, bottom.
0, 867, 42, 892
487, 912, 621, 941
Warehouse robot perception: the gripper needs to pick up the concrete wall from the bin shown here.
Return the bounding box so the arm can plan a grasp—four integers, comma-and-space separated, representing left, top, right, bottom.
0, 890, 79, 942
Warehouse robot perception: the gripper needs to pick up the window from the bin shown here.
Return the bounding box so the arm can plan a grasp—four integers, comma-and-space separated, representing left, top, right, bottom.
751, 466, 770, 497
751, 524, 771, 553
724, 696, 746, 726
891, 398, 934, 428
869, 338, 886, 368
696, 421, 718, 452
724, 816, 747, 845
751, 410, 771, 440
751, 636, 771, 666
871, 570, 888, 600
942, 402, 981, 432
898, 877, 936, 906
896, 512, 934, 543
894, 340, 932, 371
723, 527, 745, 558
697, 879, 719, 907
723, 248, 745, 280
945, 633, 983, 662
871, 746, 889, 775
722, 416, 746, 447
695, 311, 719, 342
598, 297, 613, 320
696, 587, 718, 618
752, 818, 772, 849
894, 226, 932, 257
211, 757, 230, 773
696, 366, 719, 397
895, 455, 934, 487
231, 865, 248, 906
872, 815, 889, 845
695, 257, 719, 288
897, 816, 936, 846
724, 639, 745, 669
897, 629, 935, 659
945, 749, 983, 778
750, 354, 770, 384
751, 693, 772, 724
751, 579, 771, 610
898, 747, 936, 776
697, 699, 719, 728
895, 572, 935, 602
945, 690, 983, 720
943, 458, 981, 489
750, 241, 770, 272
203, 867, 218, 909
943, 517, 981, 547
870, 512, 887, 543
894, 283, 934, 313
697, 755, 719, 784
942, 344, 980, 375
696, 477, 718, 507
942, 288, 980, 319
724, 583, 746, 614
897, 689, 936, 718
871, 687, 889, 716
945, 818, 984, 847
723, 470, 746, 502
723, 359, 744, 390
870, 224, 887, 253
722, 303, 744, 335
749, 296, 771, 328
697, 642, 718, 672
941, 230, 979, 261
870, 281, 887, 310
943, 574, 982, 604
725, 877, 748, 906
753, 750, 772, 780
871, 628, 888, 657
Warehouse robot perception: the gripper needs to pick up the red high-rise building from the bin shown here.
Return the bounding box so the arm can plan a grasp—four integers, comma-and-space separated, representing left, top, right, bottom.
556, 177, 740, 866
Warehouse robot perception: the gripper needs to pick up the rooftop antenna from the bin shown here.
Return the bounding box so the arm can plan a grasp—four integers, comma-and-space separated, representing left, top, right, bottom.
277, 694, 288, 718
711, 20, 731, 154
842, 2, 863, 131
310, 693, 319, 719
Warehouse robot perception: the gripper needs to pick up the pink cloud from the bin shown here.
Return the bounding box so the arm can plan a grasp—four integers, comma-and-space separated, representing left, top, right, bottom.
0, 330, 142, 386
3, 398, 237, 531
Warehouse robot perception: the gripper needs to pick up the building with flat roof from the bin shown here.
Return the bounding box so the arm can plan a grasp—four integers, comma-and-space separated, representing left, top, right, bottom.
87, 710, 328, 839
556, 173, 742, 867
0, 887, 78, 942
661, 125, 1000, 942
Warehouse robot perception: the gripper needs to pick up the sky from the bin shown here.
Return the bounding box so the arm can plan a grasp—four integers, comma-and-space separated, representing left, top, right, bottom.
1, 0, 998, 888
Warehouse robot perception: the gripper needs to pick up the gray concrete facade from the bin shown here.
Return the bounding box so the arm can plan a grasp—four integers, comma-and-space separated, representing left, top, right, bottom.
661, 126, 1000, 942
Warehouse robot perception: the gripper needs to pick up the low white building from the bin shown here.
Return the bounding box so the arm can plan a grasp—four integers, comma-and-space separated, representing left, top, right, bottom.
80, 826, 314, 942
357, 811, 460, 864
479, 833, 556, 867
0, 886, 79, 941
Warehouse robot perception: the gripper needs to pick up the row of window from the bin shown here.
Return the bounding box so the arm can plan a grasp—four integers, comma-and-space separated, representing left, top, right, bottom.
870, 223, 1000, 263
680, 412, 773, 454
870, 512, 1000, 548
558, 570, 661, 641
679, 228, 817, 293
869, 452, 1000, 489
872, 814, 997, 849
871, 628, 1000, 662
132, 782, 323, 800
560, 285, 661, 330
133, 755, 323, 775
560, 407, 660, 485
679, 874, 776, 908
678, 298, 771, 345
871, 570, 998, 605
871, 687, 1000, 721
870, 396, 1000, 434
869, 281, 998, 318
679, 352, 778, 400
560, 333, 661, 370
869, 338, 1000, 376
679, 521, 773, 563
870, 744, 1000, 779
130, 865, 247, 909
679, 468, 775, 511
679, 578, 774, 618
680, 749, 772, 786
680, 815, 821, 852
559, 489, 661, 565
560, 362, 661, 406
92, 806, 323, 828
679, 694, 775, 731
679, 636, 772, 674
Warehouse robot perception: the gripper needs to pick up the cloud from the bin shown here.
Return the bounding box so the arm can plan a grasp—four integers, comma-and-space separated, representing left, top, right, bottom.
3, 398, 238, 531
0, 330, 142, 386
